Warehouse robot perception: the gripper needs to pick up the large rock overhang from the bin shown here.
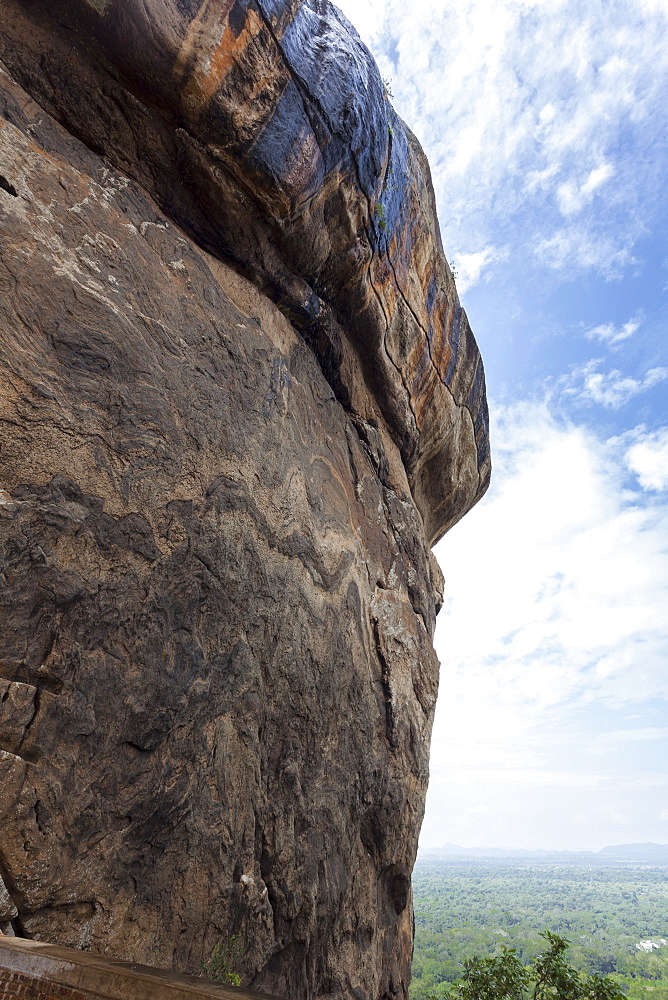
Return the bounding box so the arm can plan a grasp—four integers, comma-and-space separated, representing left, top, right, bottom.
0, 0, 490, 545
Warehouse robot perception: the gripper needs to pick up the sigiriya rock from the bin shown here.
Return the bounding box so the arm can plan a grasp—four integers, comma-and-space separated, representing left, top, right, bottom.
0, 2, 490, 999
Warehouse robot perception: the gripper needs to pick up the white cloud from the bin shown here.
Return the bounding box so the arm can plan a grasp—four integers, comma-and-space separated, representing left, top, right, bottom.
624, 426, 668, 491
559, 359, 668, 407
419, 399, 668, 846
556, 163, 614, 217
454, 245, 508, 293
585, 314, 642, 347
536, 228, 636, 277
433, 399, 668, 710
336, 0, 668, 287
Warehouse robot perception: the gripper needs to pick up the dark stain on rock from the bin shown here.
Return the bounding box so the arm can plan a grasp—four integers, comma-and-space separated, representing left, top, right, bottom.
229, 0, 247, 38
0, 174, 17, 196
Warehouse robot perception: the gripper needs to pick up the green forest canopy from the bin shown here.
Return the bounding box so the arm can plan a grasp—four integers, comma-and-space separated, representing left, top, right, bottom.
410, 860, 668, 1000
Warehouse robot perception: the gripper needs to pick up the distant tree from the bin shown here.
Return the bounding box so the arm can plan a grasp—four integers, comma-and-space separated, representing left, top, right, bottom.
447, 932, 626, 1000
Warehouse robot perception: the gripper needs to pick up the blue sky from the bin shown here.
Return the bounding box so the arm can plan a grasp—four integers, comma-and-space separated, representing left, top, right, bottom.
334, 0, 668, 850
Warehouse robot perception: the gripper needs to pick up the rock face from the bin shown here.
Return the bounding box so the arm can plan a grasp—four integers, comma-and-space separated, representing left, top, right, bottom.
0, 3, 489, 1000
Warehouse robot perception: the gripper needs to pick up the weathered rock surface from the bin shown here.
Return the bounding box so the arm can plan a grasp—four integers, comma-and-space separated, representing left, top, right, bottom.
0, 0, 489, 545
0, 3, 489, 999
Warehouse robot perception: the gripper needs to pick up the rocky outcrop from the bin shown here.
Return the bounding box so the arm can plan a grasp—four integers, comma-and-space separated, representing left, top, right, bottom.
0, 0, 489, 546
0, 3, 489, 1000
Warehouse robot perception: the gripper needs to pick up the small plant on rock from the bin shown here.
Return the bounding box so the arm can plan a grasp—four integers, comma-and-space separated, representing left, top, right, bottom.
374, 202, 387, 232
201, 935, 242, 986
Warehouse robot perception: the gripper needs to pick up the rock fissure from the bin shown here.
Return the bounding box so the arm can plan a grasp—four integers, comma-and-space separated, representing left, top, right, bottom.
383, 249, 483, 496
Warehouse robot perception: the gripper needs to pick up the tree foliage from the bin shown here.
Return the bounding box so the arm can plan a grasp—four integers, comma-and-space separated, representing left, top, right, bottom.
448, 932, 626, 1000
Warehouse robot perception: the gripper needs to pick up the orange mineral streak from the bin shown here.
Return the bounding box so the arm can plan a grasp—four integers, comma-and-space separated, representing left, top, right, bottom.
369, 255, 398, 310
412, 361, 440, 430
431, 298, 454, 382
177, 4, 265, 118
173, 0, 235, 80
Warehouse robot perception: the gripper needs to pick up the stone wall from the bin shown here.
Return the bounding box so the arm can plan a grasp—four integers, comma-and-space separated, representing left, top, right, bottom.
0, 936, 272, 1000
1, 969, 87, 1000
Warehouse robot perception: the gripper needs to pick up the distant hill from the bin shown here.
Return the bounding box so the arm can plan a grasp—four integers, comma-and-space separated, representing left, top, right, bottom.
597, 842, 668, 861
418, 842, 668, 864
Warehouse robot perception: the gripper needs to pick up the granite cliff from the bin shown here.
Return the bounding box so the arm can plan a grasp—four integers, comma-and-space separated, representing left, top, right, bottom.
0, 2, 490, 999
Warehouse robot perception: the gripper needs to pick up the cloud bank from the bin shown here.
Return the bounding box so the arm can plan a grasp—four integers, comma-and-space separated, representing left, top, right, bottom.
558, 360, 668, 408
334, 0, 668, 849
423, 400, 668, 847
